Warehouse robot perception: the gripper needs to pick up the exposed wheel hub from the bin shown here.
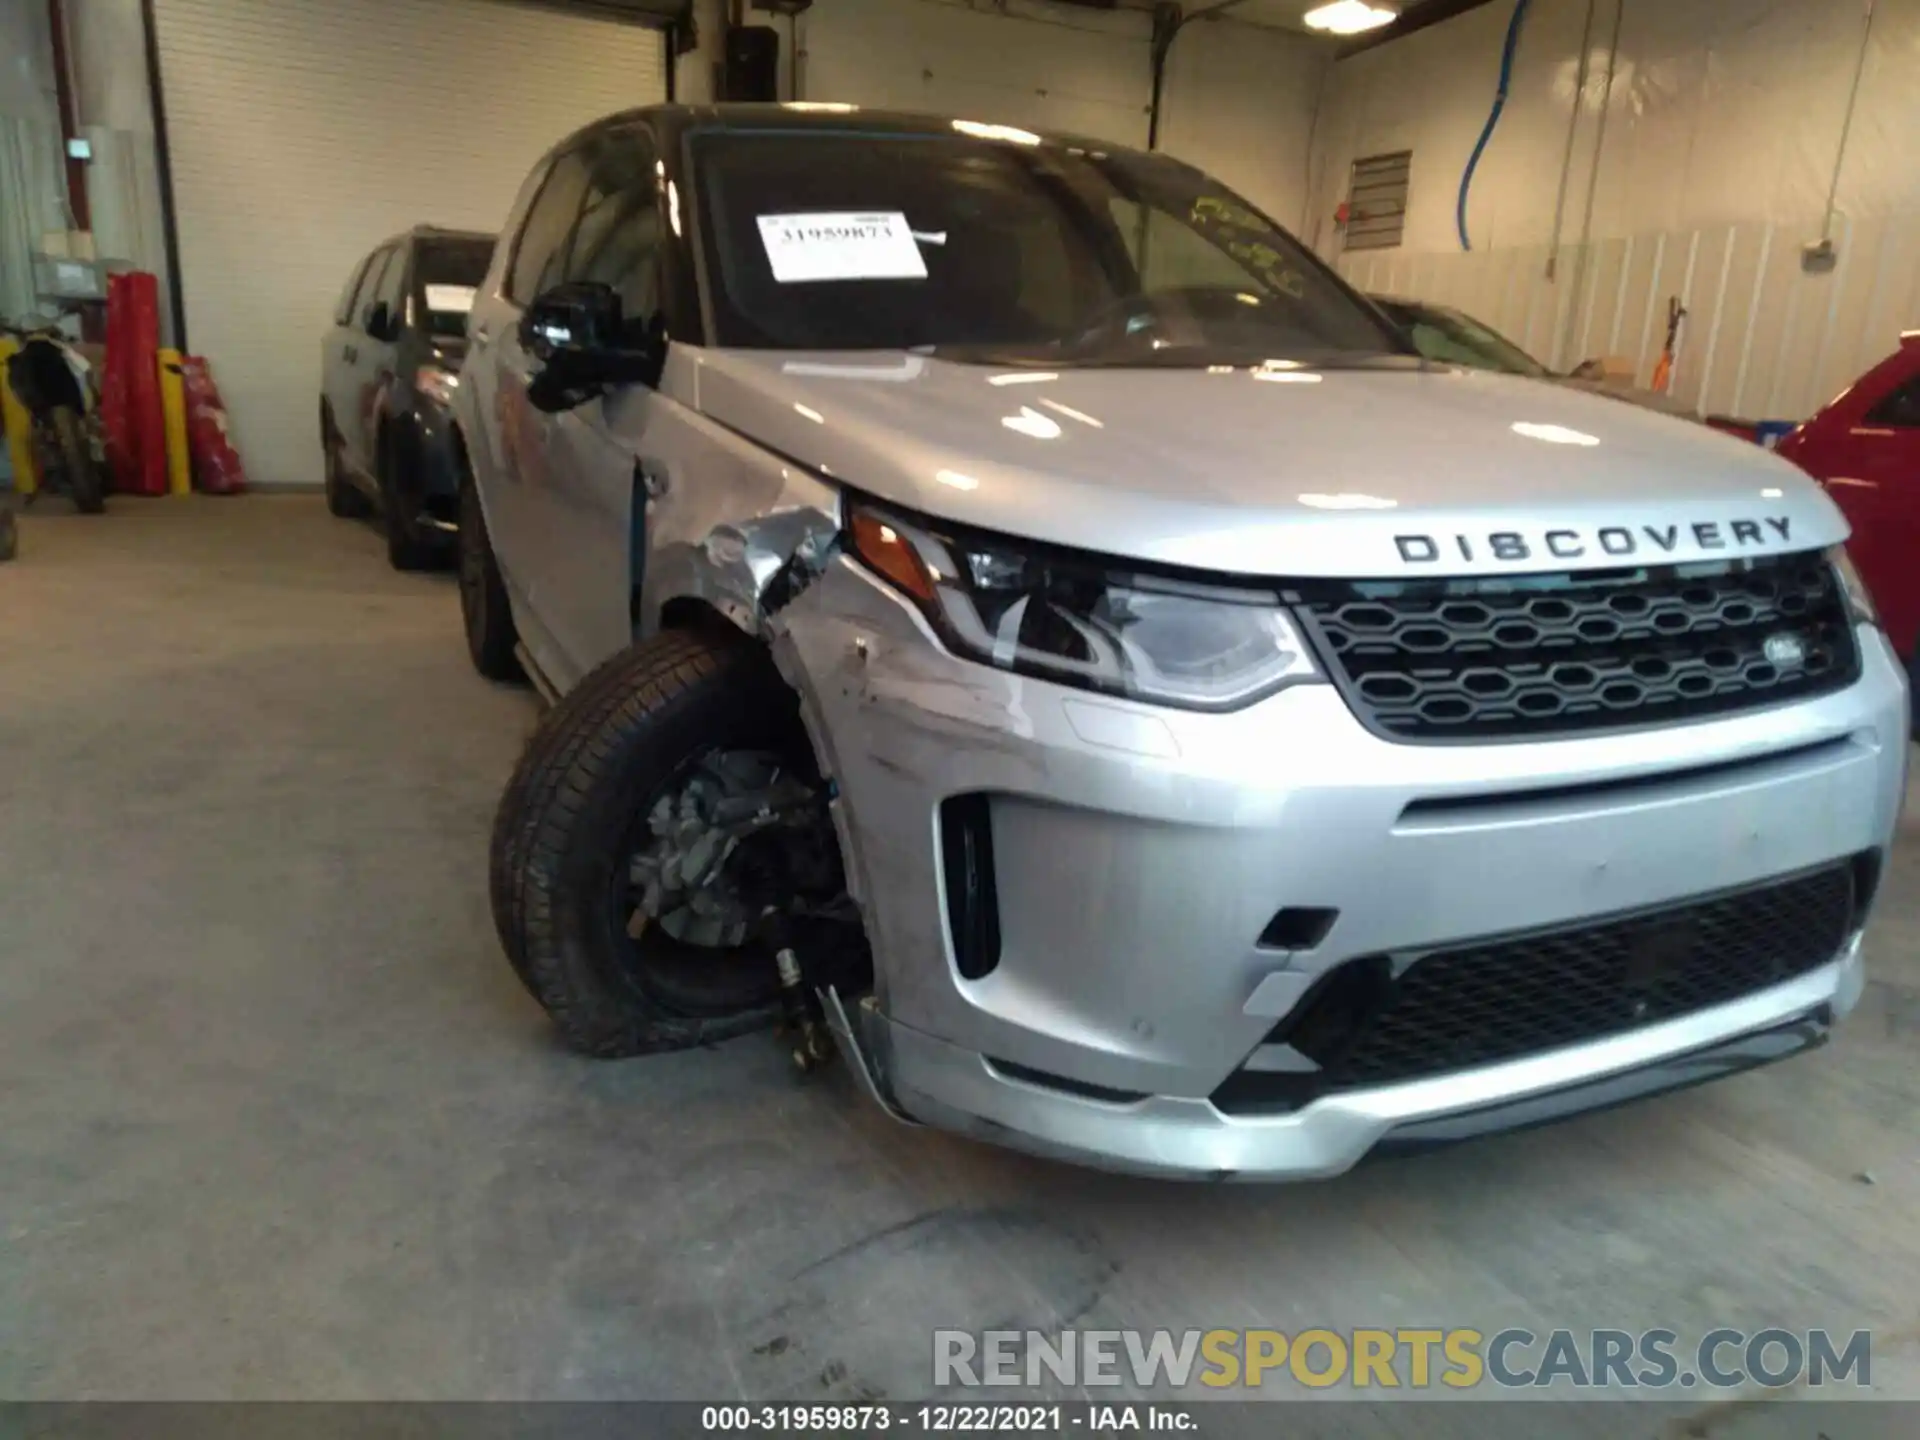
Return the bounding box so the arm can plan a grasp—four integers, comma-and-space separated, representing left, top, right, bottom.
627, 750, 833, 948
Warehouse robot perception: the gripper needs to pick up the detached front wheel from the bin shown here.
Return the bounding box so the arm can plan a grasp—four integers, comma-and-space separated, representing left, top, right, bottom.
496, 626, 832, 1056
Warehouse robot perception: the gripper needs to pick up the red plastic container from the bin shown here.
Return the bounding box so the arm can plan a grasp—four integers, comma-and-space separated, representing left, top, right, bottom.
181, 356, 247, 495
101, 270, 169, 495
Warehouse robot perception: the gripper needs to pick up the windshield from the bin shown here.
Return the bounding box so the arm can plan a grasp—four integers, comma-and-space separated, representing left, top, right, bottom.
414, 238, 494, 336
691, 129, 1406, 366
1377, 299, 1548, 378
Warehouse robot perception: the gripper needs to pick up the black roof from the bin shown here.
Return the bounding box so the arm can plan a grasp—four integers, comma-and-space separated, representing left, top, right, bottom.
670, 103, 1049, 136
559, 101, 1177, 169
407, 224, 495, 242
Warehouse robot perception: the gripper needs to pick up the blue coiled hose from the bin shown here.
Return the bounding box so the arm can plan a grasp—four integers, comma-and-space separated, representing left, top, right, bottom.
1457, 0, 1533, 251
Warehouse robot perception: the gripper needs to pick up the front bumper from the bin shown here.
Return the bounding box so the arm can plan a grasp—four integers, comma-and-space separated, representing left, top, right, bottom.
856, 945, 1858, 1179
774, 558, 1908, 1179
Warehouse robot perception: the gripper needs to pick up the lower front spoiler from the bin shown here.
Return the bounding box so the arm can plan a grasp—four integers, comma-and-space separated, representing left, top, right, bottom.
834, 937, 1865, 1181
1368, 1011, 1827, 1156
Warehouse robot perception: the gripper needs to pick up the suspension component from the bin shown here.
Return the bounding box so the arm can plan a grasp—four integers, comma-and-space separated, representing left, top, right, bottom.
775, 945, 833, 1074
764, 905, 835, 1075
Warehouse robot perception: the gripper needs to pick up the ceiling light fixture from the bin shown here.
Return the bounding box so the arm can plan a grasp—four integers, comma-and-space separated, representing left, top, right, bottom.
1303, 2, 1399, 37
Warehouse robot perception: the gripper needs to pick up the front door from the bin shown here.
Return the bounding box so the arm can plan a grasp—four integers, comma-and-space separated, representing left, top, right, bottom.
350, 245, 408, 481
336, 245, 395, 476
323, 248, 377, 466
534, 124, 668, 684
468, 148, 594, 685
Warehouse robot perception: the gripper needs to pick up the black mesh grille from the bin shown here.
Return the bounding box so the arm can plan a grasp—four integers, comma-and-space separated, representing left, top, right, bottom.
1299, 554, 1860, 741
1214, 861, 1859, 1113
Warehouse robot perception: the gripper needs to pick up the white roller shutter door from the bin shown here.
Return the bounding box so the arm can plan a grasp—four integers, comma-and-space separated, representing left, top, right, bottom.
153, 0, 667, 487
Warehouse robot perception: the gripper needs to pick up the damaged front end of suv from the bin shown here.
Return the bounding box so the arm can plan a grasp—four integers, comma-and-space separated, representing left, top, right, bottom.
466, 105, 1906, 1180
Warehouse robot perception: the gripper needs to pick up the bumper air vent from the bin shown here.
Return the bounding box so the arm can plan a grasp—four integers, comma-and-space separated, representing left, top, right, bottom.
1214, 858, 1861, 1114
940, 793, 1002, 980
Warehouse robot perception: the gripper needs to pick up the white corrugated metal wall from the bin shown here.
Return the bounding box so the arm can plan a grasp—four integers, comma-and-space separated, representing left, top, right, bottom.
796, 0, 1331, 233
1336, 211, 1920, 421
152, 0, 668, 487
0, 0, 68, 326
1316, 0, 1920, 421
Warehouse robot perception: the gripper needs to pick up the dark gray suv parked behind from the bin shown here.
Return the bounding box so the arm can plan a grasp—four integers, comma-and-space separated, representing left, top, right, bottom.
319, 225, 494, 568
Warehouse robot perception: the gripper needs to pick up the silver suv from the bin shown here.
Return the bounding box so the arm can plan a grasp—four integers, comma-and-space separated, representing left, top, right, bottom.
455, 104, 1906, 1179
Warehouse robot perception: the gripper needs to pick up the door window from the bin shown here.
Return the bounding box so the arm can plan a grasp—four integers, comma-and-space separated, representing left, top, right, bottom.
356, 247, 395, 329
564, 128, 664, 325
334, 251, 375, 325
507, 152, 592, 303
1865, 375, 1920, 428
372, 244, 408, 316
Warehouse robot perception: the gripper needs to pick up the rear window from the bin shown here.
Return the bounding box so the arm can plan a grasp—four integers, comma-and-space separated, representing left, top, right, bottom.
1865, 374, 1920, 428
414, 238, 494, 336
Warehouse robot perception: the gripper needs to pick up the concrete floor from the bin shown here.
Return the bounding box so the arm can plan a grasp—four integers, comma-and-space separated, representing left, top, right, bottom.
4, 496, 1918, 1432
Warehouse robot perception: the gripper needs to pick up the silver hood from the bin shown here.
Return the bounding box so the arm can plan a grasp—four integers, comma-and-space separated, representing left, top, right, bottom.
688, 349, 1846, 578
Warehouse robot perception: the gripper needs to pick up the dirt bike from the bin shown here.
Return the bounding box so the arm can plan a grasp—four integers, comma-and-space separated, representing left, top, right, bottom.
3, 316, 108, 514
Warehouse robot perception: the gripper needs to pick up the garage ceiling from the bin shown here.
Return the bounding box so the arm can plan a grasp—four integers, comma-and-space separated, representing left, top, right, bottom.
1220, 0, 1347, 30
1197, 0, 1488, 37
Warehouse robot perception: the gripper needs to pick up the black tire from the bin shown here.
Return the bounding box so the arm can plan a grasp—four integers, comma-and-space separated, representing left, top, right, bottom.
501, 628, 798, 1057
54, 409, 105, 514
458, 472, 522, 681
379, 428, 439, 571
320, 402, 372, 518
490, 736, 542, 993
488, 639, 674, 995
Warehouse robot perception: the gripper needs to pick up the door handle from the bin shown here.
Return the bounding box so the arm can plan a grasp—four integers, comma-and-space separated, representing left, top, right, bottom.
639, 462, 669, 500
471, 324, 493, 348
344, 344, 357, 363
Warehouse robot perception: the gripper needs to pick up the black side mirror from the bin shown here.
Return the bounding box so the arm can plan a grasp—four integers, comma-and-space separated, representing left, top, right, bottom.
363, 300, 389, 338
520, 281, 665, 412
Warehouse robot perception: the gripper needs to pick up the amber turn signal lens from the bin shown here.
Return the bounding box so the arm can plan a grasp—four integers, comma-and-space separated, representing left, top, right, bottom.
850, 508, 937, 602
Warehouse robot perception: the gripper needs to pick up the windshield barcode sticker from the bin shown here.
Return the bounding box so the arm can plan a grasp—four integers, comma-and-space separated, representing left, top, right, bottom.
756, 212, 929, 284
423, 283, 476, 313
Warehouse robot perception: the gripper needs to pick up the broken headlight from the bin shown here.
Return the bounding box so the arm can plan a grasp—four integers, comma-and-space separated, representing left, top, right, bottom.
847, 502, 1320, 711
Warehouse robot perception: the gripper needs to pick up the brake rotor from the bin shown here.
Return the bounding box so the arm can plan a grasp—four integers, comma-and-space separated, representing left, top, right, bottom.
627, 750, 820, 948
